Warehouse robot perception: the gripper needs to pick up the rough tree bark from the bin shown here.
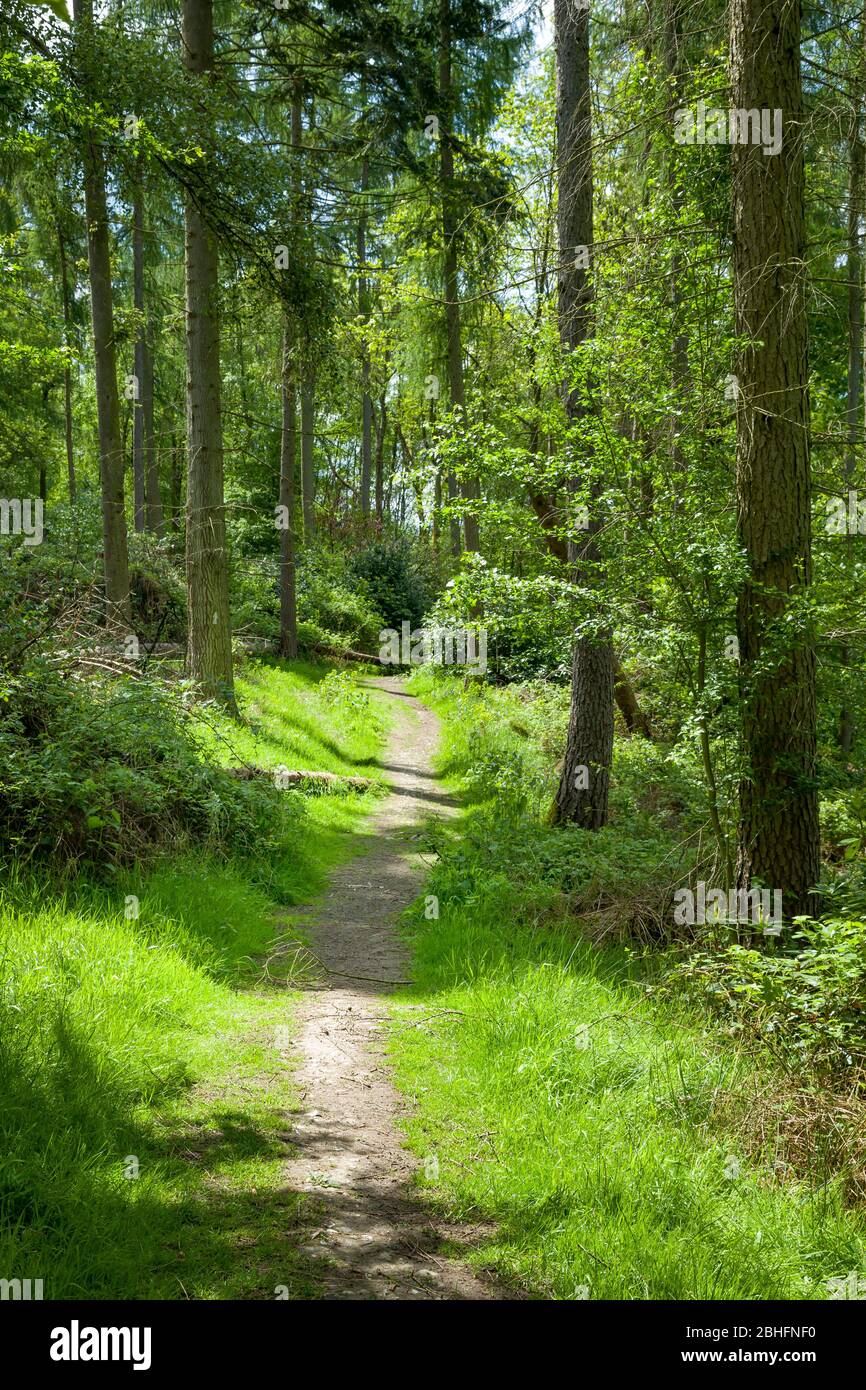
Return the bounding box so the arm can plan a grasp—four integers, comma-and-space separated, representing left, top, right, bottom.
143, 308, 163, 536
279, 320, 299, 659
839, 99, 862, 755
731, 0, 820, 917
301, 372, 316, 540
550, 0, 615, 830
291, 90, 316, 542
56, 215, 76, 501
662, 0, 688, 460
73, 0, 130, 624
132, 162, 147, 532
170, 430, 182, 531
182, 0, 235, 708
439, 0, 479, 552
358, 146, 372, 521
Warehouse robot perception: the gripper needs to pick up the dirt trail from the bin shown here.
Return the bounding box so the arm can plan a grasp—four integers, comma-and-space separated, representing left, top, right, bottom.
281, 677, 500, 1300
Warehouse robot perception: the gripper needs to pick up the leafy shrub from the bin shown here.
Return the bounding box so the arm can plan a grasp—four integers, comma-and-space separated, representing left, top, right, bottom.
229, 547, 385, 651
0, 659, 303, 870
427, 562, 575, 682
350, 539, 432, 632
318, 668, 371, 719
821, 786, 866, 864
669, 918, 866, 1073
819, 861, 866, 919
464, 733, 539, 810
303, 572, 383, 648
422, 803, 679, 936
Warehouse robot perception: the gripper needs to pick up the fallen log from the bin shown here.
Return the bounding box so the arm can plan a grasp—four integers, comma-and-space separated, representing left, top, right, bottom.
226, 766, 374, 793
309, 641, 396, 666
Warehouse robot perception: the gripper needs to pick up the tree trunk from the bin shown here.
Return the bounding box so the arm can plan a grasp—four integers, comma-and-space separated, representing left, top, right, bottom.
132, 163, 147, 532
144, 310, 163, 534
57, 217, 76, 501
433, 467, 442, 553
39, 384, 48, 503
550, 0, 614, 830
301, 371, 316, 540
171, 430, 182, 531
73, 0, 130, 625
358, 150, 372, 521
134, 166, 162, 537
291, 89, 316, 543
731, 0, 820, 917
374, 393, 386, 530
439, 0, 479, 552
279, 320, 299, 659
182, 0, 235, 709
840, 94, 863, 753
662, 0, 688, 464
530, 492, 651, 738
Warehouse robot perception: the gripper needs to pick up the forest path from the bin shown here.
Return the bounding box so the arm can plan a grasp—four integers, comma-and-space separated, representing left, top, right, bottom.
280, 676, 501, 1300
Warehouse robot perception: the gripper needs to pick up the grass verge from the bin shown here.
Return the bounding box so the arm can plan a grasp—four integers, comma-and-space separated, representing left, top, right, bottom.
387, 670, 866, 1300
0, 661, 389, 1298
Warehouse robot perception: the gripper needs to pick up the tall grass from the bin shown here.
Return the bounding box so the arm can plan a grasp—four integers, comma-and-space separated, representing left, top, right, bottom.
0, 661, 390, 1298
390, 671, 866, 1299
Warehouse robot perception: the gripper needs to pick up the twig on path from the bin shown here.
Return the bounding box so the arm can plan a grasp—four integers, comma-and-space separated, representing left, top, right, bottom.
320, 966, 414, 986
265, 941, 413, 987
399, 1005, 466, 1016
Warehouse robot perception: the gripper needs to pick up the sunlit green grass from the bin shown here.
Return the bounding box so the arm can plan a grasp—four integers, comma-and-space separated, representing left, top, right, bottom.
195, 658, 388, 779
390, 673, 866, 1300
194, 658, 392, 867
0, 660, 391, 1298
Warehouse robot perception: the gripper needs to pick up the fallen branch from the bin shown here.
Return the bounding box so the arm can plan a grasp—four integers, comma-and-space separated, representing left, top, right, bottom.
226, 766, 373, 792
308, 640, 400, 667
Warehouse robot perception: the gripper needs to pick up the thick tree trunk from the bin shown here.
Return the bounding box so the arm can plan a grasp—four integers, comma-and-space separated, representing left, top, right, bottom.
662, 0, 688, 462
731, 0, 820, 917
132, 164, 147, 532
279, 320, 299, 659
133, 168, 162, 537
73, 0, 130, 625
358, 151, 372, 521
182, 0, 235, 708
57, 217, 76, 502
550, 0, 614, 830
839, 102, 862, 754
291, 89, 316, 543
439, 0, 478, 552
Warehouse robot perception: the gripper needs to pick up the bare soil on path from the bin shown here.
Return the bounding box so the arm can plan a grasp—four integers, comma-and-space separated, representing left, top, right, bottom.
281, 677, 503, 1300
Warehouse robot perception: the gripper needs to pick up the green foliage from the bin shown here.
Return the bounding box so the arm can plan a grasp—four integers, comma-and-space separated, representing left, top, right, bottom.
317, 666, 372, 718
349, 537, 433, 632
671, 919, 866, 1074
385, 673, 866, 1299
0, 660, 391, 1297
0, 659, 298, 869
428, 561, 575, 681
230, 546, 386, 652
128, 540, 187, 644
